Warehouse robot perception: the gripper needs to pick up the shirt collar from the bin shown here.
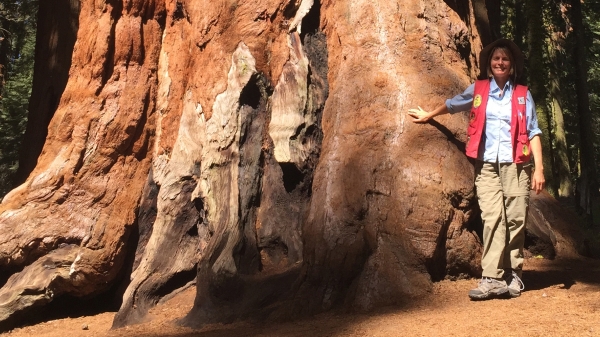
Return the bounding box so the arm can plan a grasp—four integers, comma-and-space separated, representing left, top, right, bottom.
490, 78, 513, 93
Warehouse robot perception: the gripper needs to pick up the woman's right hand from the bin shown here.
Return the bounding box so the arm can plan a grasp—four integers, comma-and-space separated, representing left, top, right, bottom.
407, 106, 431, 123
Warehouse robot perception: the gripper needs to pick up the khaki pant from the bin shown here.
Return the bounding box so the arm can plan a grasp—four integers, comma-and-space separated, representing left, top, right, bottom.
475, 162, 531, 279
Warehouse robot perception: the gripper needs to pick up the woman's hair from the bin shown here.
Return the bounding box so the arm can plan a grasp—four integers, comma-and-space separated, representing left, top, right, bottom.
486, 46, 516, 80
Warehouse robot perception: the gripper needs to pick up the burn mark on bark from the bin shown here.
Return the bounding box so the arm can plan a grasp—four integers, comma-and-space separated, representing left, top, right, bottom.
0, 235, 82, 282
258, 239, 289, 272
238, 73, 271, 275
455, 33, 473, 73
239, 75, 263, 110
134, 94, 152, 161
208, 273, 245, 304
72, 143, 86, 176
0, 265, 23, 290
425, 213, 452, 281
155, 6, 167, 31
172, 1, 190, 24
153, 268, 197, 298
443, 0, 493, 72
443, 0, 470, 25
270, 6, 280, 23
191, 197, 205, 239
128, 90, 152, 161
525, 232, 556, 259
283, 1, 299, 19
279, 162, 304, 193
300, 0, 321, 40
187, 221, 199, 237
131, 170, 159, 271
301, 28, 327, 177
112, 178, 202, 328
256, 26, 328, 275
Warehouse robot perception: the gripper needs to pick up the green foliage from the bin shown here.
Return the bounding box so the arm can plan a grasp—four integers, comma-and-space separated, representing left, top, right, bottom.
0, 0, 38, 197
500, 0, 600, 195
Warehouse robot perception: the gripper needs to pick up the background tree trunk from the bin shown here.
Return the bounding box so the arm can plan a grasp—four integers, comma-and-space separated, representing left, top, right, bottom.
570, 0, 599, 221
486, 0, 502, 39
548, 38, 573, 197
526, 0, 555, 194
15, 0, 80, 185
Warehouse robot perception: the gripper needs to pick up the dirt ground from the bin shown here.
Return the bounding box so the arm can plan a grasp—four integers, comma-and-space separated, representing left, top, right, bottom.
2, 257, 600, 337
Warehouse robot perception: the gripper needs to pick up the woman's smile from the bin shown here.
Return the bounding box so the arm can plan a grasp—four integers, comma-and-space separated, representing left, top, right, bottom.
490, 49, 512, 81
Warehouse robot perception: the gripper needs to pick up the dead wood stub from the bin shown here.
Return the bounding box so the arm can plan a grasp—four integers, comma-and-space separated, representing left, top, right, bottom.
182, 12, 329, 325
111, 177, 202, 328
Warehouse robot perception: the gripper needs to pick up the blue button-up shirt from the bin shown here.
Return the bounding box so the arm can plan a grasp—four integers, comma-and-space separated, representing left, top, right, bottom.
445, 78, 542, 163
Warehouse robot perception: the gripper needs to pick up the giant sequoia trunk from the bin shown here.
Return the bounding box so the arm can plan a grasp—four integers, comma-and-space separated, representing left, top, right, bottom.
0, 0, 585, 331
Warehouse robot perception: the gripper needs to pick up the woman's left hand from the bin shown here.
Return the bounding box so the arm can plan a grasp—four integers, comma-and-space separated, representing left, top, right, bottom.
407, 106, 431, 123
531, 168, 545, 194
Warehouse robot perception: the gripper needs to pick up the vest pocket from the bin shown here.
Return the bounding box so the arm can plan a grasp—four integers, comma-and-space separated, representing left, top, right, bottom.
466, 123, 477, 147
516, 135, 530, 158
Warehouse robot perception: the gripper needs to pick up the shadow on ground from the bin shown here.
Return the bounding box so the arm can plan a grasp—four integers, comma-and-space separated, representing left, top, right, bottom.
524, 257, 600, 292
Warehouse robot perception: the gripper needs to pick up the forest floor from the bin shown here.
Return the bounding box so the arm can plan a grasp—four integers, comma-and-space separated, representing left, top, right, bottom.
2, 256, 600, 337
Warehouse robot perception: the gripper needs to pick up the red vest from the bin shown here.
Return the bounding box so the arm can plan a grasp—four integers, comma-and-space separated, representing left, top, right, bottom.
465, 79, 531, 163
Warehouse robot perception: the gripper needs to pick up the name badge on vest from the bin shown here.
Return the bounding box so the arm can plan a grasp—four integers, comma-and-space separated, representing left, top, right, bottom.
518, 97, 525, 105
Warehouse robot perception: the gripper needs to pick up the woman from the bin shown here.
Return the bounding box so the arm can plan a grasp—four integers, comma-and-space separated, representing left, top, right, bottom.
408, 39, 545, 300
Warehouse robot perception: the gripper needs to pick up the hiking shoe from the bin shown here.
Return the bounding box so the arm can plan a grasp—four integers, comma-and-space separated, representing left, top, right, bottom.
468, 277, 508, 300
506, 270, 525, 298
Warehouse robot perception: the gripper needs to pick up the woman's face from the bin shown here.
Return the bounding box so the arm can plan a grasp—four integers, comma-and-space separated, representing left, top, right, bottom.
489, 49, 512, 82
